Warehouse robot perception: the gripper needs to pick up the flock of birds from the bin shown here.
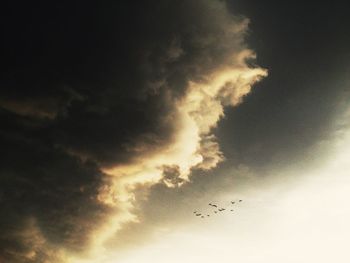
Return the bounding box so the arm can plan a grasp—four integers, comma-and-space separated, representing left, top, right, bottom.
193, 199, 243, 218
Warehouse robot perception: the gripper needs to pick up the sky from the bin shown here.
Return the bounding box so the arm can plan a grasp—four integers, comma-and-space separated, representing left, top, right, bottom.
1, 1, 350, 262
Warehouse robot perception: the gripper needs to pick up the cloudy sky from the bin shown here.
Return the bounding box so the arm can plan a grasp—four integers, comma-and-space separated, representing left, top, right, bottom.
1, 1, 350, 262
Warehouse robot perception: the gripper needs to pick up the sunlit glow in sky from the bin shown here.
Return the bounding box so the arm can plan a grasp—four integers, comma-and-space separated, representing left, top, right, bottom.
102, 120, 350, 263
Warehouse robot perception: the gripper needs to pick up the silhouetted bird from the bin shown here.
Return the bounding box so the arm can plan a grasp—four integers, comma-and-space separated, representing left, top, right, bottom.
231, 201, 235, 204
239, 200, 242, 202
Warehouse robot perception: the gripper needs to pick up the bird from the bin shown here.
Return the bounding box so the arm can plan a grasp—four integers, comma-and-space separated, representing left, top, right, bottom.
191, 200, 244, 218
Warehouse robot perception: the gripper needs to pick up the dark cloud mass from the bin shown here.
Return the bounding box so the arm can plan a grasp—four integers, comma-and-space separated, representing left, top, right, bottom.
1, 0, 249, 166
0, 0, 263, 262
0, 134, 112, 262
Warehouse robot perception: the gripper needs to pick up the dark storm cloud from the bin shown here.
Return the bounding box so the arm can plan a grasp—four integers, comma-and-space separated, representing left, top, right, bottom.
0, 134, 113, 262
1, 0, 251, 167
0, 0, 265, 261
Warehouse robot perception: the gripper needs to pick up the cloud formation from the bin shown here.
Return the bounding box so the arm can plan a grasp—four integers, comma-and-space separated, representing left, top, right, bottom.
0, 0, 266, 262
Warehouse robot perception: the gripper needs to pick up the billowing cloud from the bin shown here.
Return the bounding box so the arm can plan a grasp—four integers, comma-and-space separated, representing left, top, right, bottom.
0, 0, 266, 262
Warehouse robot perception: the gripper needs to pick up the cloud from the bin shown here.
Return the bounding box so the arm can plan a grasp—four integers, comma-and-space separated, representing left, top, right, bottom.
0, 136, 114, 262
0, 217, 68, 263
0, 0, 266, 262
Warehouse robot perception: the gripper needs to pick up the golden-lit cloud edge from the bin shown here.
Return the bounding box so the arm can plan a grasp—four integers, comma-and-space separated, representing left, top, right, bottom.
78, 52, 267, 260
